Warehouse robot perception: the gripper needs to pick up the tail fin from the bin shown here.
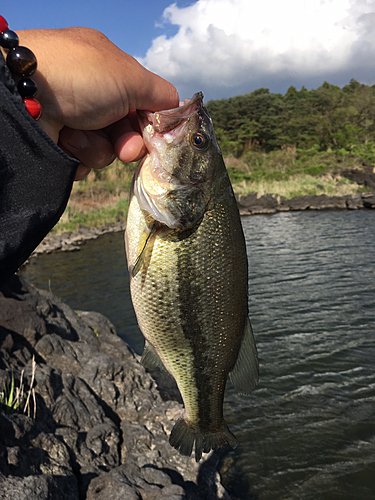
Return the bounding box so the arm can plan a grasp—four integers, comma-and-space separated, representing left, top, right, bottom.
169, 417, 238, 462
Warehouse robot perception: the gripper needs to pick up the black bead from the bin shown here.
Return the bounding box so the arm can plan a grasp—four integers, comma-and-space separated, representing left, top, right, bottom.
17, 78, 37, 98
0, 30, 19, 49
7, 46, 37, 77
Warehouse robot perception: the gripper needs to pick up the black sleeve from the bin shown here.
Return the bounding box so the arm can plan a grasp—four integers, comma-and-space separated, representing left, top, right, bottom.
0, 53, 79, 285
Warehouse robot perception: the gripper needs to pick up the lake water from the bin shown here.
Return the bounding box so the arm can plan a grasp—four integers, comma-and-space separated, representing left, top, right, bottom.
20, 210, 375, 500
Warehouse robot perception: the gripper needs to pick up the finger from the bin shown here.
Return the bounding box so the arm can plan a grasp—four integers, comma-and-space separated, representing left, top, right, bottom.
116, 132, 146, 163
59, 128, 117, 169
74, 165, 92, 181
107, 115, 146, 163
56, 142, 93, 180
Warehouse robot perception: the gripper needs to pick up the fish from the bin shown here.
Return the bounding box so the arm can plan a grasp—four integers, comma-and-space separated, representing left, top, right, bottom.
125, 92, 259, 462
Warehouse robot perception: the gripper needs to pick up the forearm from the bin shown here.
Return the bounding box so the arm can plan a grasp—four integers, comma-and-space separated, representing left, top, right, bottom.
0, 52, 78, 285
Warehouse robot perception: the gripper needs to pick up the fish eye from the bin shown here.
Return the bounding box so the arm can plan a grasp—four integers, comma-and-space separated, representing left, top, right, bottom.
191, 131, 209, 151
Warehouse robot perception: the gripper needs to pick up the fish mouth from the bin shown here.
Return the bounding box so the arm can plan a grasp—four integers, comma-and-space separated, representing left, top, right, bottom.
133, 92, 209, 230
138, 92, 204, 137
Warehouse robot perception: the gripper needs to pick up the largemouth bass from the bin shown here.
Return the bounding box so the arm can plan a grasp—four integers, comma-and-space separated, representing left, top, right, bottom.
125, 92, 258, 461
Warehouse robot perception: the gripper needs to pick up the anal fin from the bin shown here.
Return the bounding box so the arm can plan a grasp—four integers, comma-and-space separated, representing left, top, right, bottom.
229, 317, 259, 395
141, 340, 169, 375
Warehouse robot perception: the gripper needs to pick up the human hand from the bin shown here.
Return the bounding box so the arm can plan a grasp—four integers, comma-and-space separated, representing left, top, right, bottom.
15, 28, 179, 180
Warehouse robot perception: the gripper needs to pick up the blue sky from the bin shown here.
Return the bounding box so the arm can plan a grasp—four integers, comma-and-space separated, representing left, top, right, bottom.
3, 1, 375, 101
2, 1, 182, 59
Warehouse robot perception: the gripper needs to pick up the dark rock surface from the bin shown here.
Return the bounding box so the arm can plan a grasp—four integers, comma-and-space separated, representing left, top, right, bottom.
362, 193, 375, 208
340, 164, 375, 191
0, 276, 237, 500
237, 191, 374, 215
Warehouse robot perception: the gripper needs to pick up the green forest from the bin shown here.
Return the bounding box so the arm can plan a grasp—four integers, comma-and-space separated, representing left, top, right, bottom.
206, 79, 375, 157
201, 79, 375, 197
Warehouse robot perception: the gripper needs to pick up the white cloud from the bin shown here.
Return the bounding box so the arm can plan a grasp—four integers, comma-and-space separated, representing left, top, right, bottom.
139, 0, 375, 100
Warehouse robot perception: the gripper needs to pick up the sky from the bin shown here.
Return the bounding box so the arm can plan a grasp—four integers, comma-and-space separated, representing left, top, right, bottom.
3, 0, 375, 101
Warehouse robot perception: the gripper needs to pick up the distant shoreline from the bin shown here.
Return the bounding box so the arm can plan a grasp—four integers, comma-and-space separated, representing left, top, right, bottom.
29, 192, 375, 259
236, 191, 375, 215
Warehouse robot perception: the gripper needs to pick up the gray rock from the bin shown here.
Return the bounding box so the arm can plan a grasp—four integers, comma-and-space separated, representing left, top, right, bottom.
237, 187, 374, 217
0, 472, 79, 500
86, 463, 189, 500
238, 193, 280, 215
362, 195, 375, 208
279, 194, 352, 212
248, 206, 277, 215
307, 194, 347, 210
236, 193, 258, 209
345, 194, 364, 210
341, 165, 375, 191
281, 196, 311, 211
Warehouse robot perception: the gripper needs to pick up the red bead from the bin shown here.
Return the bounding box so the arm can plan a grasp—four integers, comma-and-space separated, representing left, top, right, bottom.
0, 15, 9, 33
23, 97, 42, 121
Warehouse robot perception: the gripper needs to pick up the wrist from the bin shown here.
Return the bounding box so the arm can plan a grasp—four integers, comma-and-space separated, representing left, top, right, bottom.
0, 17, 42, 120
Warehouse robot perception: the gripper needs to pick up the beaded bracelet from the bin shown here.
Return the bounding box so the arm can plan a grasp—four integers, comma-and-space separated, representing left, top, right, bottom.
0, 15, 42, 120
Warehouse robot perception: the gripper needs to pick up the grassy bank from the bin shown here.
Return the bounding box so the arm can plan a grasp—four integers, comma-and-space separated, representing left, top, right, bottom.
54, 159, 136, 233
226, 147, 367, 198
53, 149, 369, 234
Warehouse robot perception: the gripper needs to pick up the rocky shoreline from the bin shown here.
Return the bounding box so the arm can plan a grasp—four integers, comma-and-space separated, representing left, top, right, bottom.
29, 191, 375, 257
31, 221, 127, 257
0, 275, 238, 499
236, 191, 375, 215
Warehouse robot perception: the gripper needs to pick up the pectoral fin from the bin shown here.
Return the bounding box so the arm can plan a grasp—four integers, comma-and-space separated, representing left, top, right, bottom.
141, 340, 169, 375
131, 224, 157, 278
229, 317, 259, 395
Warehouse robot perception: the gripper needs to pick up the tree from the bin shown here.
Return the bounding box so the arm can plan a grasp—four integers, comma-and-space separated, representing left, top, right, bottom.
206, 80, 375, 154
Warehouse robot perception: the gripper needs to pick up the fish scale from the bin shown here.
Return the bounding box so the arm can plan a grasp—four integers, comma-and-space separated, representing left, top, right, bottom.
125, 93, 259, 461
